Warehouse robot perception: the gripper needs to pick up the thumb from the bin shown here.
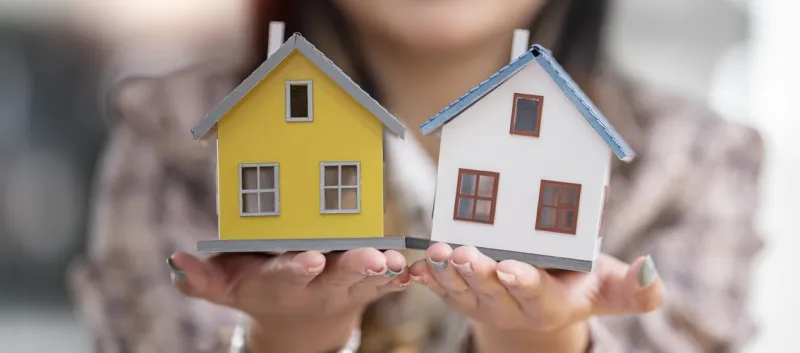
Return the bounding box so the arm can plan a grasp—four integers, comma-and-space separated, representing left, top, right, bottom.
594, 254, 665, 315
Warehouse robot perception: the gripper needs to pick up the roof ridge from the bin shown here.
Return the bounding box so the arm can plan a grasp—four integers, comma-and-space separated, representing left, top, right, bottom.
191, 32, 406, 140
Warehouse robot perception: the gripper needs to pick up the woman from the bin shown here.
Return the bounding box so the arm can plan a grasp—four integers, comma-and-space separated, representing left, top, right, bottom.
68, 0, 765, 352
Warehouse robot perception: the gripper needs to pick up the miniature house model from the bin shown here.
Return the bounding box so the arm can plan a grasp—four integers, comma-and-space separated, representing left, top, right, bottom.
419, 45, 635, 272
192, 33, 408, 252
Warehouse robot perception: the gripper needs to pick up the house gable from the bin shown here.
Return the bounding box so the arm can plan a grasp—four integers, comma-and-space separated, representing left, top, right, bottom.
214, 49, 387, 240
191, 33, 405, 141
420, 45, 635, 162
429, 59, 610, 261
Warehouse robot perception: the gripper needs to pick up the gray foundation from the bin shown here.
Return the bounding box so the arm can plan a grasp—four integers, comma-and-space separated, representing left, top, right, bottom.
198, 236, 592, 272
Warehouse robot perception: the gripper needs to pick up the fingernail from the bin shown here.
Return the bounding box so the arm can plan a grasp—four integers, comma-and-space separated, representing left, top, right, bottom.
496, 270, 516, 286
452, 261, 474, 277
386, 267, 405, 278
366, 266, 387, 276
307, 263, 325, 275
166, 256, 186, 280
427, 257, 448, 271
639, 255, 658, 287
395, 276, 412, 287
411, 275, 427, 284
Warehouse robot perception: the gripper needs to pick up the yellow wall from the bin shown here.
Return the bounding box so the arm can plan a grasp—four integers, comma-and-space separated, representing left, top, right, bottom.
216, 51, 385, 239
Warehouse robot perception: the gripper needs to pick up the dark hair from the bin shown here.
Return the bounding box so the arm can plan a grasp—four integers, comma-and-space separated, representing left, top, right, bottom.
247, 0, 612, 101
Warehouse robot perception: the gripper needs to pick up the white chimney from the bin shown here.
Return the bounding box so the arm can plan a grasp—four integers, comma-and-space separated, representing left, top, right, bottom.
268, 21, 286, 58
511, 29, 530, 62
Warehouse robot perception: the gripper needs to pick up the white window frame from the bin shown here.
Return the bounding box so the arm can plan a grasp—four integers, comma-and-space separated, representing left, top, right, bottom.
285, 80, 313, 122
320, 162, 361, 214
239, 163, 280, 216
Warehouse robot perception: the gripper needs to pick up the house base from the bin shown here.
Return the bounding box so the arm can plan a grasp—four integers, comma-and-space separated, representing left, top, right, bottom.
403, 238, 593, 272
197, 237, 407, 253
197, 237, 592, 272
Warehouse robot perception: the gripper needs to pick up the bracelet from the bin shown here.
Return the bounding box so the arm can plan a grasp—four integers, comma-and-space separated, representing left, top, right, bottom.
229, 317, 362, 353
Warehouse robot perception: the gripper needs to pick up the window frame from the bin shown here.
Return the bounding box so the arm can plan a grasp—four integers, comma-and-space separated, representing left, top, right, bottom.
239, 163, 280, 217
452, 168, 500, 225
320, 161, 361, 214
535, 180, 582, 235
509, 93, 544, 137
285, 80, 313, 122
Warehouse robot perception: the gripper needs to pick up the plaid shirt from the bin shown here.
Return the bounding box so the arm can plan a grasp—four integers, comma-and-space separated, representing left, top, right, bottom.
68, 63, 765, 353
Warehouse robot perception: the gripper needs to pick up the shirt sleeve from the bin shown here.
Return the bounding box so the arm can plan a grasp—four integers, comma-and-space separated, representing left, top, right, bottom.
66, 68, 242, 353
592, 120, 765, 353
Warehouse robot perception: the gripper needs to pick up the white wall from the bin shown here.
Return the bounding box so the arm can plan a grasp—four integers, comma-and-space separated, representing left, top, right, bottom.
431, 61, 611, 262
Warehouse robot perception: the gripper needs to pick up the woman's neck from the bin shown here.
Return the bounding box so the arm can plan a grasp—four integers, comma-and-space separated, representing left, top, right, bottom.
359, 36, 513, 128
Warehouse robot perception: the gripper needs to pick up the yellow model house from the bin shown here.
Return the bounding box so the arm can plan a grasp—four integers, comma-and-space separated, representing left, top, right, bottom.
192, 33, 407, 253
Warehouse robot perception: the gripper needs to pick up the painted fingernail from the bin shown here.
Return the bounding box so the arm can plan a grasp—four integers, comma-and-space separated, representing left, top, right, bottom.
386, 267, 405, 278
366, 266, 387, 276
452, 261, 474, 277
496, 270, 516, 286
639, 255, 658, 287
411, 275, 427, 284
427, 257, 448, 271
166, 256, 186, 281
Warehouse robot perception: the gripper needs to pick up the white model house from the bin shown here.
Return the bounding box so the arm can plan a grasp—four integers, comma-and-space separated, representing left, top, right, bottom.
419, 45, 636, 272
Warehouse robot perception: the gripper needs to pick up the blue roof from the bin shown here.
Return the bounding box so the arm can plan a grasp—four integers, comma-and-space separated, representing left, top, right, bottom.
419, 44, 636, 162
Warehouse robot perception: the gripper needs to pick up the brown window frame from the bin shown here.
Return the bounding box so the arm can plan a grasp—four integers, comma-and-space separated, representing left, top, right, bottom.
453, 168, 500, 224
535, 180, 582, 235
509, 93, 544, 137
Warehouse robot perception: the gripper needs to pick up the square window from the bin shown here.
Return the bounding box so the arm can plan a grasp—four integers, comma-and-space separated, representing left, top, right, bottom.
535, 180, 581, 234
286, 80, 313, 121
240, 164, 280, 216
321, 162, 361, 213
453, 169, 500, 224
510, 93, 543, 137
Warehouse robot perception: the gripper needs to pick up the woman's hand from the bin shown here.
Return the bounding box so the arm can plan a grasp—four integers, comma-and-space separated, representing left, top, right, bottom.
408, 243, 665, 353
167, 248, 410, 353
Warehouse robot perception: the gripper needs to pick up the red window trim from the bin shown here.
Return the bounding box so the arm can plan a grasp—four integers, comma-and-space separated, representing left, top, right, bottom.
509, 93, 544, 137
453, 168, 500, 224
535, 180, 582, 235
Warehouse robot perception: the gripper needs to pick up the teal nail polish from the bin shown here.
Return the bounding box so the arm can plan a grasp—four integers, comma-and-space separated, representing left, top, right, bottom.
167, 257, 187, 280
427, 257, 448, 271
638, 255, 657, 287
386, 267, 405, 278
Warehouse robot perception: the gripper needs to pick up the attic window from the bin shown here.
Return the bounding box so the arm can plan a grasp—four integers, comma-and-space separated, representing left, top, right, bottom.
286, 80, 313, 121
510, 93, 543, 137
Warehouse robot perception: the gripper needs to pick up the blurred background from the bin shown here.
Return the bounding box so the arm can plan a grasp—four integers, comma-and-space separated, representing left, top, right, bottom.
0, 0, 797, 351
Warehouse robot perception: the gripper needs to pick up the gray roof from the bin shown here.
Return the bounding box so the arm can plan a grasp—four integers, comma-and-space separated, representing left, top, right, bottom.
191, 33, 405, 140
420, 45, 635, 162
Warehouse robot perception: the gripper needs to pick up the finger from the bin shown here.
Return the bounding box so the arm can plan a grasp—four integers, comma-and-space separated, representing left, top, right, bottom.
256, 251, 327, 286
409, 259, 448, 298
423, 243, 477, 308
496, 260, 574, 330
450, 246, 518, 312
377, 268, 413, 293
167, 252, 233, 304
594, 254, 664, 315
309, 248, 387, 289
350, 250, 408, 299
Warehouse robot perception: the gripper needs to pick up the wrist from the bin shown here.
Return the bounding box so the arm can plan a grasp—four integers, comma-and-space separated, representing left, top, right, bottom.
469, 320, 590, 353
246, 311, 362, 353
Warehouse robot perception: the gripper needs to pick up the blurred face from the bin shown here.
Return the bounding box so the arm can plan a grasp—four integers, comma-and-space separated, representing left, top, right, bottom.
333, 0, 546, 52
